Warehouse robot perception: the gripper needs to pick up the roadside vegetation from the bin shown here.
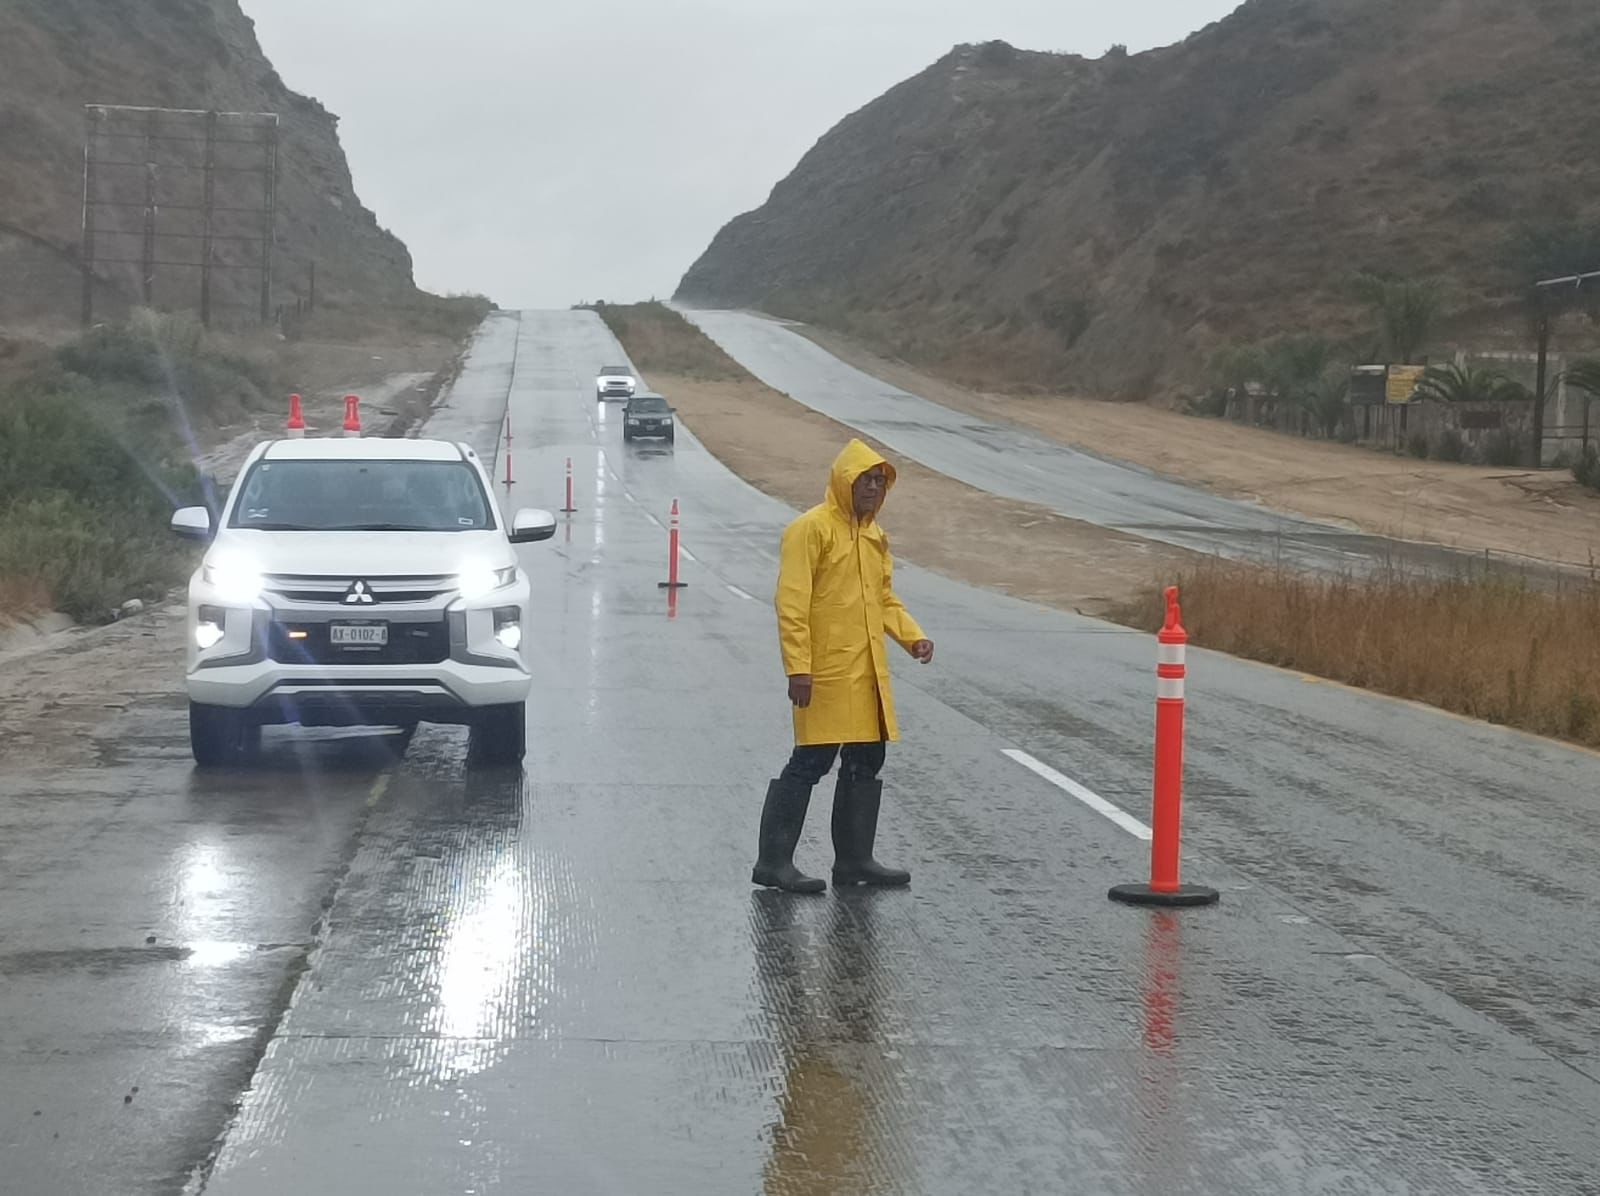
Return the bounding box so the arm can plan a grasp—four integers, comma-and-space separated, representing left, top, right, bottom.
281, 292, 494, 346
0, 310, 265, 624
1118, 561, 1600, 750
587, 301, 745, 381
1193, 219, 1600, 472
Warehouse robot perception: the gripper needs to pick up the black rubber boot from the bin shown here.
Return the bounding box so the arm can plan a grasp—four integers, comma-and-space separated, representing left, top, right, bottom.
831, 777, 911, 887
752, 779, 826, 893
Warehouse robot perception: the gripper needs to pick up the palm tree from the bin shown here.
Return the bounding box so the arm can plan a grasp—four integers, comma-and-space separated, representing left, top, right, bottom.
1413, 363, 1528, 404
1352, 274, 1443, 364
1297, 368, 1350, 438
1262, 335, 1333, 401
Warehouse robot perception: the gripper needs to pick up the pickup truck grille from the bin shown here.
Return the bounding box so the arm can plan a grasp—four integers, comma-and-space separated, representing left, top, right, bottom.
262, 574, 456, 605
265, 620, 451, 665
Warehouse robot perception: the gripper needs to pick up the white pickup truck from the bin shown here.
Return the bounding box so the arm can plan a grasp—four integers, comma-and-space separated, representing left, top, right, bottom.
170, 437, 556, 768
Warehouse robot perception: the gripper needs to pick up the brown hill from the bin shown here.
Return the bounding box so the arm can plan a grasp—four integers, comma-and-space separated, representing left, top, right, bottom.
677, 0, 1600, 397
0, 0, 419, 328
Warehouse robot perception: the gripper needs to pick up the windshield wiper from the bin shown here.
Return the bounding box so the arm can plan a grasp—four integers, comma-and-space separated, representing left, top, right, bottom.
338, 523, 451, 532
238, 521, 320, 531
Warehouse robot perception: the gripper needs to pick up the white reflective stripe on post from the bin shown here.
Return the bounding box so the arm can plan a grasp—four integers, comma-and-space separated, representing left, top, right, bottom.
1157, 677, 1185, 701
1157, 642, 1186, 666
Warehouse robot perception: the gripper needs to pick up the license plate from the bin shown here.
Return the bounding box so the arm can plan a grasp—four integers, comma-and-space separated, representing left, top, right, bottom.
330, 623, 388, 647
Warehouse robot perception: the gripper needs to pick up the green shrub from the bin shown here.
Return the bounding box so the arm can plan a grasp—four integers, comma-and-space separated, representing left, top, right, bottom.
0, 379, 204, 619
1407, 429, 1430, 458
0, 493, 192, 622
56, 309, 271, 427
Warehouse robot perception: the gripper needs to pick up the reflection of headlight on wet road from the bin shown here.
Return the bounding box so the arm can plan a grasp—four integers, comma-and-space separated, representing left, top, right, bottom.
183, 940, 252, 969
434, 858, 526, 1044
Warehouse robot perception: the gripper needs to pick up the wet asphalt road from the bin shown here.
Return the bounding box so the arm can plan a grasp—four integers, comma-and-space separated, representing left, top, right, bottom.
4, 310, 1600, 1194
678, 307, 1564, 579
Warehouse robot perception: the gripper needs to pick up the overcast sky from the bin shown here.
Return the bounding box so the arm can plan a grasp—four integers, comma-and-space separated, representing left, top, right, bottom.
247, 0, 1241, 308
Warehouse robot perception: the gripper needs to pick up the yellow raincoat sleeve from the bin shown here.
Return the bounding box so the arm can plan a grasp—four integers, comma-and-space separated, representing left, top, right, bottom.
879, 539, 926, 651
776, 516, 825, 676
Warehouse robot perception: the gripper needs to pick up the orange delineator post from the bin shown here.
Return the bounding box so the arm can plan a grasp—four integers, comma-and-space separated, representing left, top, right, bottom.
342, 394, 362, 438
1109, 587, 1219, 908
286, 394, 306, 438
658, 498, 688, 590
561, 457, 576, 513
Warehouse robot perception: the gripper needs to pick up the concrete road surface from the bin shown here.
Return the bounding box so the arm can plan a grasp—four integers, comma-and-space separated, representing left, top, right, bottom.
679, 307, 1557, 578
3, 311, 1598, 1195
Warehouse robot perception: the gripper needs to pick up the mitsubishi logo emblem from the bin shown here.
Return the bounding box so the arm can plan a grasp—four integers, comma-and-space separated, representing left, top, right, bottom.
343, 580, 378, 605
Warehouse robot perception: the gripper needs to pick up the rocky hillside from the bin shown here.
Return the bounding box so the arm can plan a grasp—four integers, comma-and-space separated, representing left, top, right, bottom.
0, 0, 418, 327
678, 0, 1600, 396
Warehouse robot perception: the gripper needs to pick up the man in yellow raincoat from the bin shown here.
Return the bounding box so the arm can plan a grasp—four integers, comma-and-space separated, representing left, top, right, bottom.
752, 439, 934, 893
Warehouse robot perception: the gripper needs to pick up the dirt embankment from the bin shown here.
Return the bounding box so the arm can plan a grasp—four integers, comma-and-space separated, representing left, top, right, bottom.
594, 303, 1197, 617
798, 324, 1600, 572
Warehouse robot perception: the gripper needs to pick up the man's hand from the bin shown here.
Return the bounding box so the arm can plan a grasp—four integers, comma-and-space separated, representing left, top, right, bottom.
911, 639, 935, 664
788, 674, 814, 708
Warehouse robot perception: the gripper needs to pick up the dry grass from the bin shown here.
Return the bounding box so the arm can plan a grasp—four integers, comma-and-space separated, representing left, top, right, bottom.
1116, 560, 1600, 748
591, 302, 746, 382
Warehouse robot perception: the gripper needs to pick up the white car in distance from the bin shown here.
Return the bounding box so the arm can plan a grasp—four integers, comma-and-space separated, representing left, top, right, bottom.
595, 363, 637, 401
171, 437, 556, 768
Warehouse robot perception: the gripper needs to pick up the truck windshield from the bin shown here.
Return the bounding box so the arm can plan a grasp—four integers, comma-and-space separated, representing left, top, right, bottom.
228, 460, 494, 531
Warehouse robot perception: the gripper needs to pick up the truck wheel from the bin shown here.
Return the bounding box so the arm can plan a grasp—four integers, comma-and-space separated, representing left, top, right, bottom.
468, 702, 526, 768
190, 702, 257, 768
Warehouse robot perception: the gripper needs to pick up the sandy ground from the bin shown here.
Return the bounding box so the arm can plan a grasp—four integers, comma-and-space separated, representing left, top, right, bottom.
0, 603, 184, 766
800, 326, 1600, 571
649, 374, 1198, 618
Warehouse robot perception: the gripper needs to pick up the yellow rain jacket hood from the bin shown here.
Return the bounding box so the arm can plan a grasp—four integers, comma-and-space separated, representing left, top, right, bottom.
776, 439, 926, 746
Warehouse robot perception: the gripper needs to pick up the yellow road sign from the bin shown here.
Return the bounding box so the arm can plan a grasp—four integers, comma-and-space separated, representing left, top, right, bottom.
1386, 365, 1425, 404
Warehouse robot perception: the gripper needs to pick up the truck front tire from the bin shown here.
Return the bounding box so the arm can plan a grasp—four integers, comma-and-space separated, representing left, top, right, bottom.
190, 702, 260, 768
468, 702, 526, 768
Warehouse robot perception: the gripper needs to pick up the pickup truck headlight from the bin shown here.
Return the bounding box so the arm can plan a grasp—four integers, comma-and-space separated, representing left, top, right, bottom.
457, 565, 517, 602
202, 558, 263, 604
493, 606, 522, 650
195, 604, 226, 649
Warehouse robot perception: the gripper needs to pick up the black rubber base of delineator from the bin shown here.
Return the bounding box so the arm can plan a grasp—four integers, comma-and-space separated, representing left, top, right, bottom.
657, 582, 689, 589
1108, 883, 1221, 908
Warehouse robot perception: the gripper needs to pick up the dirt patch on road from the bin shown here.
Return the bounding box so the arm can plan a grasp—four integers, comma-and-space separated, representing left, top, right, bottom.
799, 325, 1600, 571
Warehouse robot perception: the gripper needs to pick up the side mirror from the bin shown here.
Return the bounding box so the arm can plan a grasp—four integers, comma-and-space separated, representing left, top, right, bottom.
171, 506, 213, 541
509, 508, 557, 544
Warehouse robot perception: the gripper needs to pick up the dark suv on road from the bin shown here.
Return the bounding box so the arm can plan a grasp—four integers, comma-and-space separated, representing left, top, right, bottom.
622, 394, 675, 444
